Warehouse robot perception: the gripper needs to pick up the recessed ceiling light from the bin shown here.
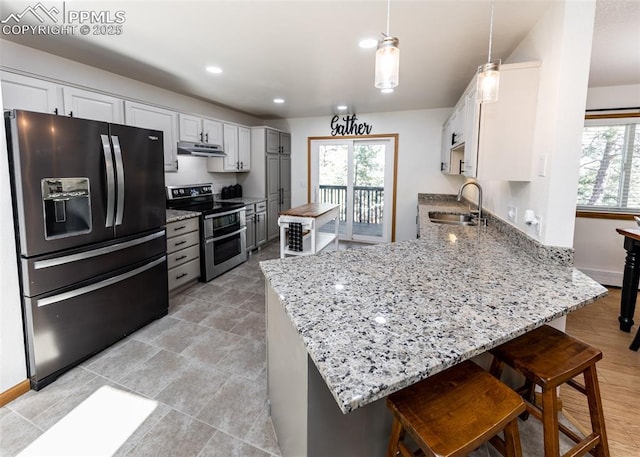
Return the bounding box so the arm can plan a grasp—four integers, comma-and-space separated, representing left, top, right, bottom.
273, 98, 285, 104
206, 66, 222, 74
337, 105, 347, 110
381, 88, 394, 94
359, 38, 378, 49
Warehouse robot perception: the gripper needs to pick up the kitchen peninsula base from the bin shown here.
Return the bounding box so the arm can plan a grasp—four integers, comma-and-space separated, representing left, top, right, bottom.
266, 284, 391, 457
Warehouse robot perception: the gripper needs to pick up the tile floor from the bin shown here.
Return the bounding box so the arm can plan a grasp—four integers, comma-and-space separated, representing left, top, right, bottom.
1, 242, 283, 457
0, 240, 591, 457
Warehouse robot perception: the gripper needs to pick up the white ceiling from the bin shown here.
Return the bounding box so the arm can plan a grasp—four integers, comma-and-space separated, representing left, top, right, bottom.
0, 0, 638, 119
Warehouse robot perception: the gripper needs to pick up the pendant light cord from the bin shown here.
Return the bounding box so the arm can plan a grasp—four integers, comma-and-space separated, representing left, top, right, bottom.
386, 0, 391, 36
487, 1, 494, 63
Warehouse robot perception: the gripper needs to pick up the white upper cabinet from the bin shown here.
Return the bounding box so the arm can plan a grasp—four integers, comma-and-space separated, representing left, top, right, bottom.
179, 114, 223, 145
238, 126, 251, 170
125, 101, 179, 172
203, 119, 223, 145
476, 62, 540, 181
266, 129, 280, 154
440, 61, 540, 181
62, 86, 124, 123
0, 72, 61, 114
207, 124, 251, 172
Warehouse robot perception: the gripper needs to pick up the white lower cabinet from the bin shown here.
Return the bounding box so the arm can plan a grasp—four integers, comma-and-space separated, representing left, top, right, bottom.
166, 218, 200, 291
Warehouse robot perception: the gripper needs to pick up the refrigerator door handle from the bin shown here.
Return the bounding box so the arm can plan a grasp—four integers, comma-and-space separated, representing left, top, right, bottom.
111, 135, 125, 226
37, 256, 166, 308
33, 230, 166, 269
101, 135, 116, 227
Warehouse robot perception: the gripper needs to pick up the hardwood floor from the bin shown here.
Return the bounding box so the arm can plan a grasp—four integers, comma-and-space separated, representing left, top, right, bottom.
561, 287, 640, 457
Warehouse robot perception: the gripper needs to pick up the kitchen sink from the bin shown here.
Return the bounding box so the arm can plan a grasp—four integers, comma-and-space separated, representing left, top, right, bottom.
428, 211, 477, 226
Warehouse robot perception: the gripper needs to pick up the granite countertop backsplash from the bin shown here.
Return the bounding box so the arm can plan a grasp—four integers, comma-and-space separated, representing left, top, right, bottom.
260, 194, 607, 414
216, 196, 267, 205
166, 209, 200, 224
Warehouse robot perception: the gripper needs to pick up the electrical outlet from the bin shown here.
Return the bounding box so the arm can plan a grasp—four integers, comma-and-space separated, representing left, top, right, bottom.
507, 206, 517, 222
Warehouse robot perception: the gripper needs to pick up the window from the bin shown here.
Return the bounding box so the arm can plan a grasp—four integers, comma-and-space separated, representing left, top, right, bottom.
577, 113, 640, 212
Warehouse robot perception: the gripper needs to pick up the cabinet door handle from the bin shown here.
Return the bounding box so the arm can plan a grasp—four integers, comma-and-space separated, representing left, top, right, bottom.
205, 132, 209, 143
175, 255, 187, 261
174, 225, 187, 231
174, 240, 187, 247
176, 273, 188, 279
69, 111, 73, 117
240, 161, 243, 169
200, 131, 204, 142
54, 108, 59, 115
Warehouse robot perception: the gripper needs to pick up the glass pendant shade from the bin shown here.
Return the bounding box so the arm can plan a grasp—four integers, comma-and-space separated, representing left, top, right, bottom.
477, 60, 500, 103
375, 36, 400, 89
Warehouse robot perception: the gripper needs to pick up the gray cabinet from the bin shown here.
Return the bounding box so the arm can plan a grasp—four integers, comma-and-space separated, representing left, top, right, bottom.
166, 217, 200, 291
241, 127, 293, 243
245, 201, 268, 252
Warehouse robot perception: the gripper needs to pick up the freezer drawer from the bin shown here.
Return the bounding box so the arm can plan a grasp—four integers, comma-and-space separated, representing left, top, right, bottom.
24, 255, 168, 390
21, 230, 166, 297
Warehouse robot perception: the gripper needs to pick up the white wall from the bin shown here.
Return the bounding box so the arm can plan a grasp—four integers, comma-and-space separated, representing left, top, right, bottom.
0, 82, 28, 393
0, 39, 268, 189
281, 109, 459, 242
573, 84, 640, 286
478, 0, 596, 248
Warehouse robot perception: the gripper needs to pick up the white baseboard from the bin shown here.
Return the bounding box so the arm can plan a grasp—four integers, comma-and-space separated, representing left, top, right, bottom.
576, 267, 622, 288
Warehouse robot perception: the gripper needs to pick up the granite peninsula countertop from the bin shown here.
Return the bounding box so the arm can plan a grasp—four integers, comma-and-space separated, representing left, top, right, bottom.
166, 209, 200, 223
260, 196, 607, 414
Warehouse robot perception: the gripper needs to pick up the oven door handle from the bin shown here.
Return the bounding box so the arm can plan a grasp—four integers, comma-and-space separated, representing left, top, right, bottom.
205, 227, 247, 244
204, 208, 245, 220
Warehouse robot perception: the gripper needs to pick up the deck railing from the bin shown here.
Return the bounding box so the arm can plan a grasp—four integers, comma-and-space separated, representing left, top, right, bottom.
319, 185, 384, 224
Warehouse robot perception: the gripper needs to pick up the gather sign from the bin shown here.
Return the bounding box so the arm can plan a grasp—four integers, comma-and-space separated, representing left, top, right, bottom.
330, 114, 372, 136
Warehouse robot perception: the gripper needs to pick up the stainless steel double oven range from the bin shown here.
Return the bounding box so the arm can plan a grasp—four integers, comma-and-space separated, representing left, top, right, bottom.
166, 184, 247, 281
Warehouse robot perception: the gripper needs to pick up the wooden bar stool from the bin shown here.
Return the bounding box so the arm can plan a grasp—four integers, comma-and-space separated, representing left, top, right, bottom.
386, 360, 526, 457
490, 325, 610, 457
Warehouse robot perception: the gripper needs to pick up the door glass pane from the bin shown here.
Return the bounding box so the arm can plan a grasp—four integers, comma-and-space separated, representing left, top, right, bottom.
318, 144, 348, 236
353, 143, 385, 238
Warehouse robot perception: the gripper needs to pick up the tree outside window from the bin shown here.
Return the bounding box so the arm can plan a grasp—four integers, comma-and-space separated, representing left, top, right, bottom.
577, 114, 640, 212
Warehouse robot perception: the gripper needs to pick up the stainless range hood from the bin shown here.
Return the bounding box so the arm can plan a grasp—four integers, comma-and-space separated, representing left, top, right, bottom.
177, 141, 225, 157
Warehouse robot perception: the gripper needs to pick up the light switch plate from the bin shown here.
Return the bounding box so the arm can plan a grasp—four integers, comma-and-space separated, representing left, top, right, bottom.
507, 206, 517, 222
538, 154, 547, 177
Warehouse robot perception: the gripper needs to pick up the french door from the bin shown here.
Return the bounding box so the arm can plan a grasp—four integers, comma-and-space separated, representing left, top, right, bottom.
309, 137, 396, 243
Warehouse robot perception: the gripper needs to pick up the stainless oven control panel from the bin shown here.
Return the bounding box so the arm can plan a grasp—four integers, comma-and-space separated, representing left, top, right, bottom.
166, 184, 213, 200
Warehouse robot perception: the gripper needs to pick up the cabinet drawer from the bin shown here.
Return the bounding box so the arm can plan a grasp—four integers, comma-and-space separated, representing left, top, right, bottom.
166, 231, 199, 254
168, 258, 200, 291
244, 203, 256, 217
167, 244, 200, 269
166, 218, 199, 237
255, 201, 267, 212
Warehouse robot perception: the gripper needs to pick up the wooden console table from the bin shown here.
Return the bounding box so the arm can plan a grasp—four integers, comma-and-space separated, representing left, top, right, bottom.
616, 228, 640, 351
278, 203, 340, 259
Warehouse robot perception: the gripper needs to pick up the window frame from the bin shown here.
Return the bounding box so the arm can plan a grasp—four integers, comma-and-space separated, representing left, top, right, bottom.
576, 111, 640, 217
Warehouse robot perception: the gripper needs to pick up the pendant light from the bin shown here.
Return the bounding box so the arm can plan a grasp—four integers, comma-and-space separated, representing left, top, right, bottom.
477, 1, 500, 103
375, 0, 399, 90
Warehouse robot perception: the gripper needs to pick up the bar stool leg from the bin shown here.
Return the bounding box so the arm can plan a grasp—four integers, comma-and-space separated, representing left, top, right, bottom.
541, 387, 561, 457
583, 366, 610, 457
386, 418, 405, 457
503, 419, 523, 457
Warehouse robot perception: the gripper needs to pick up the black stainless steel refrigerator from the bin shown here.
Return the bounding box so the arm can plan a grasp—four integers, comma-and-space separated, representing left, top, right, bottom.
5, 109, 168, 390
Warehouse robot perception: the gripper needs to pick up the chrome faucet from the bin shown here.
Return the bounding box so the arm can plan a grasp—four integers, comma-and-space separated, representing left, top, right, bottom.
457, 178, 483, 223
